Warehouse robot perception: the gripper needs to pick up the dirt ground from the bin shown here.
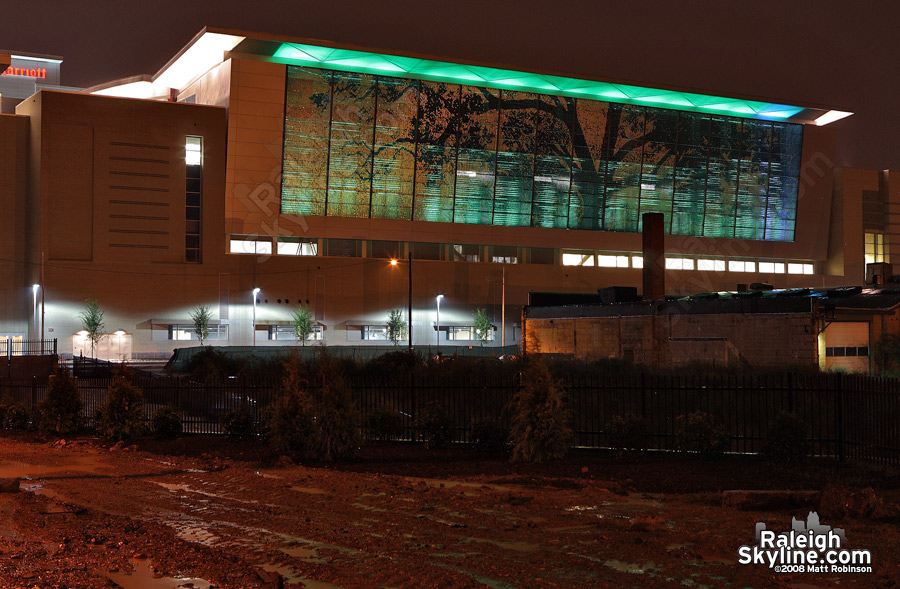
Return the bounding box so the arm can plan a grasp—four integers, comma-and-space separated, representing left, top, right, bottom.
0, 433, 898, 588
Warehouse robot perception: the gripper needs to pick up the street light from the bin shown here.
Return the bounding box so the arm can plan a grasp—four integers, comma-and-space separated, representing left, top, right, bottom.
390, 253, 413, 351
435, 294, 444, 349
113, 329, 125, 362
252, 287, 261, 346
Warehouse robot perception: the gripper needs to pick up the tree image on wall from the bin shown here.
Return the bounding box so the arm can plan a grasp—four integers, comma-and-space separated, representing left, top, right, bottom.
282, 65, 800, 240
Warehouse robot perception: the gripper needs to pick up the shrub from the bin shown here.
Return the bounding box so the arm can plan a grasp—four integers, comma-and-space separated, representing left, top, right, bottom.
312, 357, 360, 460
38, 365, 82, 435
676, 411, 729, 457
151, 406, 182, 439
415, 401, 455, 449
606, 412, 648, 453
265, 362, 315, 452
509, 356, 573, 463
221, 404, 256, 439
761, 412, 809, 463
470, 417, 509, 452
96, 368, 144, 442
0, 398, 30, 430
365, 406, 405, 442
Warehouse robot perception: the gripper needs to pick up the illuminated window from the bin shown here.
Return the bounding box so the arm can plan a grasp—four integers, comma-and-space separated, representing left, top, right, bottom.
269, 325, 323, 341
697, 259, 726, 271
597, 255, 618, 268
631, 256, 643, 268
185, 136, 202, 166
229, 238, 272, 255
185, 136, 202, 263
787, 262, 814, 275
277, 237, 317, 256
865, 232, 886, 264
728, 260, 755, 272
804, 263, 814, 274
758, 261, 785, 274
447, 326, 494, 341
666, 258, 695, 271
362, 326, 389, 341
168, 324, 228, 341
563, 251, 595, 266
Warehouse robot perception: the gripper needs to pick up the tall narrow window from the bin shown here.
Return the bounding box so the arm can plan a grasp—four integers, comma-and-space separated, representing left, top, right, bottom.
865, 232, 886, 264
185, 137, 202, 263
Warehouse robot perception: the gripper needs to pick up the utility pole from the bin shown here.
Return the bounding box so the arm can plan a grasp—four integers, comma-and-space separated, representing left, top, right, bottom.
407, 250, 413, 352
501, 266, 506, 347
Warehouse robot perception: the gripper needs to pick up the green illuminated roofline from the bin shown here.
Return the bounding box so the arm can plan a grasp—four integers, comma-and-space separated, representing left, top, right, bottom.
272, 42, 804, 121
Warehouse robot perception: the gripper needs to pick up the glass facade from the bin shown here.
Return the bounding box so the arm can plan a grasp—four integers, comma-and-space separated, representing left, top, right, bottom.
282, 66, 803, 241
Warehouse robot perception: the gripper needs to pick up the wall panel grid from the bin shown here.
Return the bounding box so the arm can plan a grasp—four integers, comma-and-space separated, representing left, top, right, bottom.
281, 66, 803, 241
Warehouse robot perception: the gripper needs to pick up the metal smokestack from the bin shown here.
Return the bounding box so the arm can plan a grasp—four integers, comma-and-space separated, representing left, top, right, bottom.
642, 212, 665, 301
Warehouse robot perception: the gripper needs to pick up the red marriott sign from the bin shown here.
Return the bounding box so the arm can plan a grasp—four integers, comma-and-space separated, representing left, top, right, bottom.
2, 66, 47, 79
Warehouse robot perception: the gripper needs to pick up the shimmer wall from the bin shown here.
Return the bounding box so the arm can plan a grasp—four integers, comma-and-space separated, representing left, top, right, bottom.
281, 66, 802, 241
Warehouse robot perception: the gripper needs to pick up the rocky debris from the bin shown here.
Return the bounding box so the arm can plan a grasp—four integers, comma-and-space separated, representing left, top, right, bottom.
722, 489, 820, 511
818, 486, 883, 520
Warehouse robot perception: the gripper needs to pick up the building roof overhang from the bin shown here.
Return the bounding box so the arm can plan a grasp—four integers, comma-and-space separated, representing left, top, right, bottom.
86, 26, 852, 126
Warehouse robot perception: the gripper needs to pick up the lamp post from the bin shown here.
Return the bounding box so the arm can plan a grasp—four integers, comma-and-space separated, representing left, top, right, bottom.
435, 294, 444, 349
252, 287, 261, 346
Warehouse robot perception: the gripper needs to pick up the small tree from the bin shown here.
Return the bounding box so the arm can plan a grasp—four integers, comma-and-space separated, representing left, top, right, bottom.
190, 304, 213, 346
291, 305, 314, 346
313, 355, 361, 460
386, 309, 406, 347
472, 308, 493, 347
509, 356, 572, 463
80, 299, 105, 358
266, 360, 315, 452
95, 367, 144, 442
39, 365, 82, 435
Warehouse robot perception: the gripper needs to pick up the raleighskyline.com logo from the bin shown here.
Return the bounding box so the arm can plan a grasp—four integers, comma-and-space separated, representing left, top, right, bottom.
737, 512, 872, 573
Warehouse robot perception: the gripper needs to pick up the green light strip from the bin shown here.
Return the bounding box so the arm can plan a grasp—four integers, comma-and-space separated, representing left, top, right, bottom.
273, 43, 804, 120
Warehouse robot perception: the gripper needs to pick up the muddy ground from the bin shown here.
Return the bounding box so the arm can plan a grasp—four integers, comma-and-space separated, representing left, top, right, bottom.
0, 433, 898, 588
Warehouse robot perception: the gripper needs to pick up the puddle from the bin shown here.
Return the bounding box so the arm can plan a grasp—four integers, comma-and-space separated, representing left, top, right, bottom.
255, 471, 283, 479
260, 564, 342, 588
465, 537, 539, 553
105, 558, 212, 589
151, 480, 260, 506
0, 455, 110, 479
351, 502, 387, 513
291, 486, 329, 495
431, 562, 516, 589
411, 478, 513, 492
565, 505, 598, 512
603, 560, 660, 574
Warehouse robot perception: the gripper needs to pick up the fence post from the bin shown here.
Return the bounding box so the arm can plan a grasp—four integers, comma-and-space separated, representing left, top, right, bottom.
31, 375, 36, 409
836, 372, 844, 462
175, 376, 181, 412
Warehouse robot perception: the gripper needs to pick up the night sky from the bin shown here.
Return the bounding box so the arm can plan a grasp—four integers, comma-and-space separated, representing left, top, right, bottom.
2, 0, 895, 169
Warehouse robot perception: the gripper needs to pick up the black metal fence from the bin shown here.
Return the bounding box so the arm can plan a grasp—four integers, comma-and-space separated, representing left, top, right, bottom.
2, 372, 899, 466
1, 339, 57, 358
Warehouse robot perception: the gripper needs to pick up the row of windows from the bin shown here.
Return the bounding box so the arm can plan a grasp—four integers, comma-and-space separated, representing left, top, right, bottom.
167, 324, 324, 342
825, 347, 869, 357
228, 235, 817, 274
361, 325, 494, 341
281, 67, 803, 241
563, 252, 815, 274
